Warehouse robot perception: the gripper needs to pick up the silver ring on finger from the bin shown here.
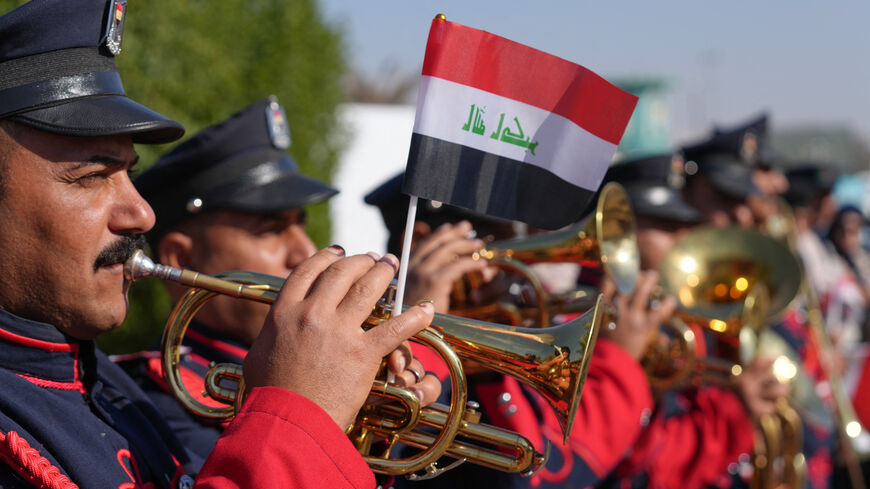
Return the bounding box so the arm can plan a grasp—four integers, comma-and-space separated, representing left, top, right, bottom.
408, 366, 424, 384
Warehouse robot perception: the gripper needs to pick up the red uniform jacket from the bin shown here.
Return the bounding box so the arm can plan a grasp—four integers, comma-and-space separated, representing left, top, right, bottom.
195, 387, 374, 489
0, 310, 375, 489
605, 386, 755, 489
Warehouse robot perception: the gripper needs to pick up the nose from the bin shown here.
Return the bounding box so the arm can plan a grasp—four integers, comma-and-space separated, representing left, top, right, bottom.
109, 173, 156, 235
284, 225, 317, 270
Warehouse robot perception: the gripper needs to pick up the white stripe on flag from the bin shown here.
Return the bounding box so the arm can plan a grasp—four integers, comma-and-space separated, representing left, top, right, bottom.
413, 75, 618, 192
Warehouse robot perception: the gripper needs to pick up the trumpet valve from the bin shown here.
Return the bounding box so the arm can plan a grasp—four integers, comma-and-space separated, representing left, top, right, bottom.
463, 400, 482, 424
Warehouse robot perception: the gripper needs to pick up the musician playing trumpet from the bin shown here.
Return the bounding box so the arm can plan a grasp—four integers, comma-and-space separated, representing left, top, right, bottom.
125, 98, 444, 471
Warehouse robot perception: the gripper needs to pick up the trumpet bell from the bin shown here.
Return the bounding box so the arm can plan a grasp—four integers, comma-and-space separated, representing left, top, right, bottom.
646, 227, 803, 391
371, 285, 604, 444
480, 182, 639, 295
659, 227, 802, 336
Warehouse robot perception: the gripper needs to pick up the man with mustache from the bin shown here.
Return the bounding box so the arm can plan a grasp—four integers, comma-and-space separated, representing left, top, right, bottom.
125, 97, 443, 462
0, 1, 433, 488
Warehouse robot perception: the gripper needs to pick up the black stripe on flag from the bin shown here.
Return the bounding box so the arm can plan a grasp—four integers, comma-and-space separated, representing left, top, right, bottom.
403, 133, 597, 230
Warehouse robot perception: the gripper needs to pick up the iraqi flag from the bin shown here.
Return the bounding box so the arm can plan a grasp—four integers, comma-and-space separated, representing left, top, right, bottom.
403, 16, 638, 230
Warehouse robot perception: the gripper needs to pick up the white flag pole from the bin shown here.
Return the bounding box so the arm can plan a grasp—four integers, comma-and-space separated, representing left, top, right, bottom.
393, 195, 418, 316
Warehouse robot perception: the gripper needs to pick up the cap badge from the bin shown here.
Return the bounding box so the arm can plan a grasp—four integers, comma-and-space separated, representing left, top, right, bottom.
668, 155, 686, 189
266, 99, 291, 150
104, 0, 127, 56
186, 197, 204, 214
741, 132, 759, 165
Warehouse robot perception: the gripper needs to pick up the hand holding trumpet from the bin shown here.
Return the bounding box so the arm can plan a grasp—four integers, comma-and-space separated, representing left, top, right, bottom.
404, 221, 489, 313
598, 271, 677, 360
243, 247, 440, 430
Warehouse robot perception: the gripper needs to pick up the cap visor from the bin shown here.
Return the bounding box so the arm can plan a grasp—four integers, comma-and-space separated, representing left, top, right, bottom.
214, 172, 338, 212
703, 161, 761, 200
9, 94, 184, 144
626, 186, 703, 223
636, 200, 703, 223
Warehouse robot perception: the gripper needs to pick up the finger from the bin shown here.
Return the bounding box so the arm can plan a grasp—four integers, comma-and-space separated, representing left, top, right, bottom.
386, 341, 413, 375
629, 270, 660, 312
429, 234, 485, 263
430, 256, 489, 287
414, 239, 486, 278
410, 222, 475, 267
337, 253, 401, 315
366, 302, 435, 358
415, 373, 442, 405
273, 246, 346, 308
652, 296, 678, 324
303, 253, 388, 311
599, 276, 617, 304
394, 358, 425, 387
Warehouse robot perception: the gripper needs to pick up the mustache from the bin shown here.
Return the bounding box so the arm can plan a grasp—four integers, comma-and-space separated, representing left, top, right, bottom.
94, 235, 147, 271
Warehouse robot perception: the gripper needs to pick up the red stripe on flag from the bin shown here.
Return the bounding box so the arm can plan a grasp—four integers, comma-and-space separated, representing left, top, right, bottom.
421, 18, 637, 146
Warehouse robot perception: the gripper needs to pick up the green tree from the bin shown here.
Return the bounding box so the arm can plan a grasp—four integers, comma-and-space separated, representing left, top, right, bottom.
0, 0, 347, 352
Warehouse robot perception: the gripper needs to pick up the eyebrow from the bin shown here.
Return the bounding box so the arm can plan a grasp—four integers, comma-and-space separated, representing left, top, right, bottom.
69, 153, 140, 170
256, 209, 307, 225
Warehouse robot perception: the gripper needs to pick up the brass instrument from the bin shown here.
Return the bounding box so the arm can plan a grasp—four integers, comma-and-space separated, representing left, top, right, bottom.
124, 250, 603, 479
648, 227, 802, 390
451, 181, 639, 326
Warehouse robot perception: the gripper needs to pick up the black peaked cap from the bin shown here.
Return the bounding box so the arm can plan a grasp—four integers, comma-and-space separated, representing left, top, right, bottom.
136, 97, 338, 241
0, 0, 184, 144
603, 153, 702, 223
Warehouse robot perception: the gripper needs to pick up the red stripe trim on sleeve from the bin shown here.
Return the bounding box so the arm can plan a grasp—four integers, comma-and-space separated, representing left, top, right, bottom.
421, 18, 637, 145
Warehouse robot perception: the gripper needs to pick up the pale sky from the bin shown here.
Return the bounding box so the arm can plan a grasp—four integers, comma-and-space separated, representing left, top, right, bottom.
319, 1, 870, 147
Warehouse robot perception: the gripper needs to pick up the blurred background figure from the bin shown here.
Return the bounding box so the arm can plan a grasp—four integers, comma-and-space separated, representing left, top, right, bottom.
784, 165, 843, 303
825, 206, 870, 356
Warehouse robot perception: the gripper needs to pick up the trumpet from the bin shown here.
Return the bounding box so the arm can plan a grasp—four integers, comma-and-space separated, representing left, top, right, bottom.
124, 250, 603, 479
450, 181, 639, 327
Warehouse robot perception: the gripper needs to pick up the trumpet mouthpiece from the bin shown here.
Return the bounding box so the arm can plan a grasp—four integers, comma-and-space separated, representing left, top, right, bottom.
124, 249, 155, 281
124, 249, 181, 283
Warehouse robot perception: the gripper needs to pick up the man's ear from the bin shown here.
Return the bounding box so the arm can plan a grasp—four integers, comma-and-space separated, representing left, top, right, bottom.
157, 231, 194, 270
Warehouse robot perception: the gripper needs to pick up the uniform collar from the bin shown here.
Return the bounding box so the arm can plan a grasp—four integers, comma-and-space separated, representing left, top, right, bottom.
0, 309, 92, 391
